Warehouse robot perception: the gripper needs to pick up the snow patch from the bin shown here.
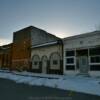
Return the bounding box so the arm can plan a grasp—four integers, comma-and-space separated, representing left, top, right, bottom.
0, 70, 100, 96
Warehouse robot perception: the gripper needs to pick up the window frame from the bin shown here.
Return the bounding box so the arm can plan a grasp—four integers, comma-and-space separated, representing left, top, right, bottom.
89, 55, 100, 65
65, 50, 76, 70
65, 56, 75, 65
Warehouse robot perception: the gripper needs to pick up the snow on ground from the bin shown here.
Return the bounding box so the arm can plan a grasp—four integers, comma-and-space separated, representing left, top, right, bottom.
0, 70, 100, 96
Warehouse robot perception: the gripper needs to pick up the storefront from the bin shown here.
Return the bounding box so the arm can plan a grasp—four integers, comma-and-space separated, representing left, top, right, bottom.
63, 31, 100, 76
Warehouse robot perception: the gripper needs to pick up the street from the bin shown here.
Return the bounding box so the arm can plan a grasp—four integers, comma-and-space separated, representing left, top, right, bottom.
0, 78, 100, 100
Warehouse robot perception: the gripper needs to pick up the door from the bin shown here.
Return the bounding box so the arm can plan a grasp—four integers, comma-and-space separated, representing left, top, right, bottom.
79, 56, 89, 74
42, 56, 48, 74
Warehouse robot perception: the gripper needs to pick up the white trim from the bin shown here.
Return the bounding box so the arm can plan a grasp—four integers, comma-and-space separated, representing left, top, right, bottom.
63, 49, 66, 74
89, 63, 100, 65
65, 56, 75, 58
31, 41, 57, 48
88, 48, 90, 72
89, 55, 100, 57
75, 49, 77, 70
66, 64, 75, 66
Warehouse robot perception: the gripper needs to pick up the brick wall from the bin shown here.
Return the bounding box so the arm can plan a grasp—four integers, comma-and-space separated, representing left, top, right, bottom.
0, 43, 12, 69
12, 27, 31, 70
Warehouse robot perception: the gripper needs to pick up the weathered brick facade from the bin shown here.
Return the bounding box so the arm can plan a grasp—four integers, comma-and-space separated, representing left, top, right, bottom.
12, 26, 31, 70
0, 43, 12, 69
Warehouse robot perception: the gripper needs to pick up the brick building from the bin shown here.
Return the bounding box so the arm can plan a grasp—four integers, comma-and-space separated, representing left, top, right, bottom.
0, 43, 12, 69
12, 26, 31, 70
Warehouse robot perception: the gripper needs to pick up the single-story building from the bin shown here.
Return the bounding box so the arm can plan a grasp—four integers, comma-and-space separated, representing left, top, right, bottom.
30, 27, 63, 74
63, 31, 100, 77
31, 41, 63, 74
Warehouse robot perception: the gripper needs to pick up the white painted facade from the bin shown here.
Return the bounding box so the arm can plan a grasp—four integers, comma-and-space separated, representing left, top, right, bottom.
31, 44, 62, 70
63, 31, 100, 77
30, 26, 63, 74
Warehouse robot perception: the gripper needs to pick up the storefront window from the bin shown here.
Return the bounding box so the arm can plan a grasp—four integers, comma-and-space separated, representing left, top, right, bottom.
90, 56, 100, 63
89, 47, 100, 55
65, 50, 75, 70
89, 47, 100, 71
66, 50, 75, 56
66, 58, 74, 64
90, 65, 100, 71
66, 65, 75, 70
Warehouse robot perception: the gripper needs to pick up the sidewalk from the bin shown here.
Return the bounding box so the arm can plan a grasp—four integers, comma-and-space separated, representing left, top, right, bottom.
0, 70, 100, 96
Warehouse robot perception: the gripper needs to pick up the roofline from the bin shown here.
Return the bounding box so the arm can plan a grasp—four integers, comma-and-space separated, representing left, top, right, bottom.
63, 31, 100, 41
13, 25, 60, 40
31, 41, 58, 48
13, 26, 33, 33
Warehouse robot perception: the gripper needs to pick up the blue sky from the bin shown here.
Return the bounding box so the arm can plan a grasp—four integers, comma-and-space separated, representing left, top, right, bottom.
0, 0, 100, 45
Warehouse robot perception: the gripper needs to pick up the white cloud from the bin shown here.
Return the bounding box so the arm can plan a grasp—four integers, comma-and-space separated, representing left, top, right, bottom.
0, 38, 11, 46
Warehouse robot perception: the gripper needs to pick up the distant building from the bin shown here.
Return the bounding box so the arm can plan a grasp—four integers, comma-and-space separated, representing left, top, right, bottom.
0, 43, 12, 69
63, 31, 100, 77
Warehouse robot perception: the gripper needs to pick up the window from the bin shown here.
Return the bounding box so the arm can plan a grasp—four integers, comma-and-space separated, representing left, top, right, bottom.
65, 50, 76, 70
90, 56, 100, 63
89, 47, 100, 56
66, 50, 75, 57
34, 61, 38, 65
53, 60, 58, 65
66, 65, 75, 70
90, 65, 100, 71
65, 57, 75, 70
32, 55, 40, 69
66, 58, 74, 64
89, 47, 100, 71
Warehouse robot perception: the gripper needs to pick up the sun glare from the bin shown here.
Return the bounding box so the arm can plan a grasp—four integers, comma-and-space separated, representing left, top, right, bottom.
0, 39, 11, 46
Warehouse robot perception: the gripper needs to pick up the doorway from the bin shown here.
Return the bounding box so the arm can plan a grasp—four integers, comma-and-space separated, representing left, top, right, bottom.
42, 56, 48, 74
76, 49, 89, 74
79, 56, 89, 74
